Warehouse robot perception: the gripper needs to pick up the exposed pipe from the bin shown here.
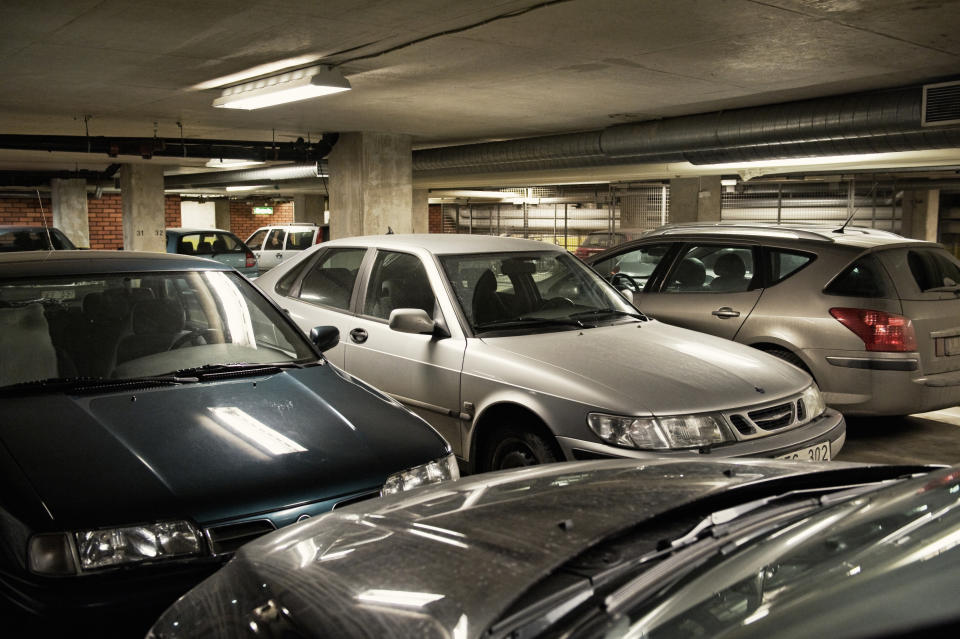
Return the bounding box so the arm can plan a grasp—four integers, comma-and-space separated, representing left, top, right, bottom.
0, 163, 121, 188
0, 133, 338, 162
413, 85, 960, 173
163, 162, 326, 189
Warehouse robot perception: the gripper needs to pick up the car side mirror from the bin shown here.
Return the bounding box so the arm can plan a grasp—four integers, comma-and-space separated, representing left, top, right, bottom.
389, 308, 438, 335
309, 326, 340, 352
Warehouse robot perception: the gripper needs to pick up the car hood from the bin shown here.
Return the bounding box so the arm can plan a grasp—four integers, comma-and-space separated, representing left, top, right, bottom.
149, 457, 899, 639
471, 320, 811, 414
0, 365, 449, 529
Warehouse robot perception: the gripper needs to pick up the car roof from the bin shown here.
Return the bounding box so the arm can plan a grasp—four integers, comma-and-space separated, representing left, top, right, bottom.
324, 233, 564, 254
166, 227, 238, 235
0, 250, 230, 278
0, 225, 64, 232
639, 222, 930, 250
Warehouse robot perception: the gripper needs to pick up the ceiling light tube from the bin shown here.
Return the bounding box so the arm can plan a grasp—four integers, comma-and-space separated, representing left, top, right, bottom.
213, 66, 351, 110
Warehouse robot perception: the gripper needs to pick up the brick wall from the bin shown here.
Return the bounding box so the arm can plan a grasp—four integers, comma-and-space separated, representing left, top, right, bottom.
0, 193, 183, 250
87, 194, 123, 249
229, 200, 295, 240
428, 203, 442, 233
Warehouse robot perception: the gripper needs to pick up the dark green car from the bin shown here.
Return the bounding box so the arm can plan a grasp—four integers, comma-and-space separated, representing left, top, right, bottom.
0, 250, 455, 629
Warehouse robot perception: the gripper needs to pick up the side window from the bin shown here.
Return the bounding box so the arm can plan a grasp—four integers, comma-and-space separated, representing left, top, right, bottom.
363, 251, 435, 320
246, 230, 268, 251
286, 231, 315, 251
665, 245, 755, 293
824, 255, 891, 298
297, 248, 367, 310
768, 249, 814, 285
592, 243, 671, 292
265, 230, 284, 251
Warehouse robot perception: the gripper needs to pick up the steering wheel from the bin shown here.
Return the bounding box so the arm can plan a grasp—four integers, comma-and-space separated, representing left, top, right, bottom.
172, 328, 223, 349
611, 272, 641, 292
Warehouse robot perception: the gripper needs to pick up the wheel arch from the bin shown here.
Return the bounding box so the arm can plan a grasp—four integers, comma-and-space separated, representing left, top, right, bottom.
468, 402, 562, 471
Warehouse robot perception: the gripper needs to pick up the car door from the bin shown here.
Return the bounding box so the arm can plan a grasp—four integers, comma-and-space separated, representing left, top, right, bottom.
343, 249, 467, 455
256, 229, 286, 271
273, 246, 369, 368
641, 242, 763, 340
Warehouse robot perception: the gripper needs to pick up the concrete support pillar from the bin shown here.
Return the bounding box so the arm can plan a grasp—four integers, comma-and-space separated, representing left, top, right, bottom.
50, 178, 90, 248
328, 132, 413, 239
214, 199, 231, 231
412, 189, 429, 234
901, 189, 940, 242
668, 177, 722, 224
120, 164, 166, 252
293, 194, 327, 226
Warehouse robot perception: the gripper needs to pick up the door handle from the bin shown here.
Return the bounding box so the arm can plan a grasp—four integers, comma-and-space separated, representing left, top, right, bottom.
350, 328, 368, 344
275, 253, 283, 259
711, 307, 740, 319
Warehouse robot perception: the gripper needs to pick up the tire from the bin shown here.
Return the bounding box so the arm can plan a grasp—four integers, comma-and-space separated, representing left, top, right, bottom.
483, 425, 562, 471
764, 347, 812, 376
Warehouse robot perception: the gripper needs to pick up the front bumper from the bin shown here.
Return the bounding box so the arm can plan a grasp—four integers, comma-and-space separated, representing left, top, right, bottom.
558, 408, 846, 461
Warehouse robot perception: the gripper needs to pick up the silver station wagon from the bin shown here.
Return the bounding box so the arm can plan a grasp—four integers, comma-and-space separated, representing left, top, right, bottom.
256, 235, 845, 471
588, 223, 960, 417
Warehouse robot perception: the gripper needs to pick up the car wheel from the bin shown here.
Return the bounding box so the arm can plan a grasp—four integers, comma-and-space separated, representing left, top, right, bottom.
764, 347, 812, 376
485, 426, 561, 471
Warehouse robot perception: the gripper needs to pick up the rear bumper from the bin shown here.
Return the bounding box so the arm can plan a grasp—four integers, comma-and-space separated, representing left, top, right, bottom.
811, 350, 960, 416
558, 408, 845, 461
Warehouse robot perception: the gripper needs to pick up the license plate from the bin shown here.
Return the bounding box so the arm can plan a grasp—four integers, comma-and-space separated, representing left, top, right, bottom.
942, 336, 960, 356
776, 441, 830, 462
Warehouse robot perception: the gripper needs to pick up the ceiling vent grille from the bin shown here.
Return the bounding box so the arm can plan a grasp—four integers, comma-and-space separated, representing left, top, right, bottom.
922, 81, 960, 127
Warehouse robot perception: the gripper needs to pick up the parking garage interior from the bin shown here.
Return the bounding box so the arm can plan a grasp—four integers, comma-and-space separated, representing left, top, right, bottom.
3, 0, 960, 634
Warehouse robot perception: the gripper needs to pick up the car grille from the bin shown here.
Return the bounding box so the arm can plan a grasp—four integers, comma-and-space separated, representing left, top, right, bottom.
747, 402, 795, 430
723, 393, 814, 441
205, 519, 276, 556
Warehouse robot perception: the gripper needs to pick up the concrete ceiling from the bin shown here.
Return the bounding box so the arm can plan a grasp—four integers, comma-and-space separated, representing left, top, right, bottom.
1, 0, 959, 182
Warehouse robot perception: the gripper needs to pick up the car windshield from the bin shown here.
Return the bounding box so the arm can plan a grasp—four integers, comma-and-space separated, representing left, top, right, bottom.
439, 250, 641, 333
575, 468, 960, 638
0, 270, 317, 388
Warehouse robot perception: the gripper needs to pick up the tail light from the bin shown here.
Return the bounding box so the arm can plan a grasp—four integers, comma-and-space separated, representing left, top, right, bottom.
245, 251, 257, 268
829, 307, 917, 352
315, 232, 323, 245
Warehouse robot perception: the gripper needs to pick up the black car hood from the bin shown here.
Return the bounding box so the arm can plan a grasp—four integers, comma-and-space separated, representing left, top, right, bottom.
150, 458, 925, 639
0, 365, 449, 529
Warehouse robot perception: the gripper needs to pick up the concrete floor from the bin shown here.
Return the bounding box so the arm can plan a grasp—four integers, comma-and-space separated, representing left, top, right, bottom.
838, 407, 960, 466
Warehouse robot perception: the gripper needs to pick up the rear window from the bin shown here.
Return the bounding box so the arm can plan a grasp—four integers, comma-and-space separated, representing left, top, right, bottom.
907, 249, 960, 292
175, 233, 244, 255
286, 230, 315, 251
824, 255, 892, 298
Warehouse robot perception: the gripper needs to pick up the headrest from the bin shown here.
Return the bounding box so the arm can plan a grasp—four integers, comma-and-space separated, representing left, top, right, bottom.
714, 253, 746, 278
132, 299, 184, 334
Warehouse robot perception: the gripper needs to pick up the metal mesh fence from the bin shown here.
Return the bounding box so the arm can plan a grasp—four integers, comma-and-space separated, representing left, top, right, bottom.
437, 184, 670, 253
720, 180, 902, 232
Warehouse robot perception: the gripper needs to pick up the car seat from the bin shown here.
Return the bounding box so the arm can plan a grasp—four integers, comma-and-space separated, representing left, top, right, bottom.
115, 299, 185, 365
472, 269, 509, 326
671, 258, 707, 291
710, 253, 747, 292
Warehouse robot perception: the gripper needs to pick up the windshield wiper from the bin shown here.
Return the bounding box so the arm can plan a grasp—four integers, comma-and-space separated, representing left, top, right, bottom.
569, 308, 647, 322
475, 316, 595, 332
168, 362, 301, 380
0, 375, 191, 395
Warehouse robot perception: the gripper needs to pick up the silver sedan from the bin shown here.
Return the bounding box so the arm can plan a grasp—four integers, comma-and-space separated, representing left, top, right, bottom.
255, 234, 845, 472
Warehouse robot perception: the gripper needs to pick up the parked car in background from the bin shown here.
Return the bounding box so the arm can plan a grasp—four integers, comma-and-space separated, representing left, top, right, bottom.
149, 458, 958, 639
165, 227, 258, 277
574, 228, 645, 259
0, 250, 455, 629
245, 223, 323, 273
587, 222, 960, 417
0, 225, 76, 251
255, 234, 844, 473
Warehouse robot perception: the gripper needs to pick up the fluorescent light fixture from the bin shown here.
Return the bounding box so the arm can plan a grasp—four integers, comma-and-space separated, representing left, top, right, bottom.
205, 159, 265, 168
213, 65, 350, 110
225, 185, 268, 192
720, 178, 738, 186
193, 55, 322, 90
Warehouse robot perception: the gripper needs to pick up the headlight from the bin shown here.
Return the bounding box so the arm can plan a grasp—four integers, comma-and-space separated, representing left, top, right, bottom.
588, 412, 732, 450
29, 520, 202, 575
800, 383, 826, 420
381, 453, 460, 496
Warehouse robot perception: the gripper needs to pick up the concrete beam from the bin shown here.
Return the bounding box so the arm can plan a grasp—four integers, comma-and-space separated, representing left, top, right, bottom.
50, 178, 89, 248
668, 176, 722, 224
902, 189, 940, 241
120, 164, 166, 251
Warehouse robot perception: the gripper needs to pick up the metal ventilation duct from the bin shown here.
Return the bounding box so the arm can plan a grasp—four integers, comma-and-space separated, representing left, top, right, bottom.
163, 163, 326, 189
923, 80, 960, 127
414, 84, 960, 175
